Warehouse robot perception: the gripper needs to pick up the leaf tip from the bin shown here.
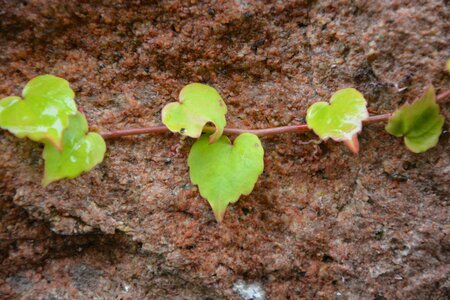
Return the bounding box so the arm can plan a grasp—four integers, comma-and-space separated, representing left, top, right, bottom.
53, 140, 64, 152
213, 208, 226, 223
43, 134, 64, 152
41, 176, 53, 188
343, 134, 360, 154
208, 126, 222, 144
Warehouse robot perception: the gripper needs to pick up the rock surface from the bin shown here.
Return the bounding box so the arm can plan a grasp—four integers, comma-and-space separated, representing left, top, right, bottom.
0, 0, 449, 299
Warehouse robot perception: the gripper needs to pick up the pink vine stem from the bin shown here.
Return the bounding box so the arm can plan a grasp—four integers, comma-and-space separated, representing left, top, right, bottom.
99, 89, 450, 139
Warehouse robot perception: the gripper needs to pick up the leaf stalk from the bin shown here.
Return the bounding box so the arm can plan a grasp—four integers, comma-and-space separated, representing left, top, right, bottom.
99, 89, 449, 139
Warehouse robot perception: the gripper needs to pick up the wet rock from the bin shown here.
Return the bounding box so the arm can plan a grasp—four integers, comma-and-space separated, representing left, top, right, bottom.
0, 0, 448, 299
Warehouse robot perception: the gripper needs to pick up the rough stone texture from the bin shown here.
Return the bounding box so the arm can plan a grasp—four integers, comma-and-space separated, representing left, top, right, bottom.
0, 0, 449, 299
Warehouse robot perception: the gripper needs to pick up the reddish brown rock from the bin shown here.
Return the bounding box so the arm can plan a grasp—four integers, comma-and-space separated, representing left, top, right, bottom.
0, 0, 449, 299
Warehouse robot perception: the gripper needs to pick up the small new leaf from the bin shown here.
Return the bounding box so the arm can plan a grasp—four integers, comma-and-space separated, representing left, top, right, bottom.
306, 88, 368, 141
43, 112, 106, 186
0, 75, 77, 150
188, 133, 264, 222
385, 86, 444, 153
162, 83, 227, 143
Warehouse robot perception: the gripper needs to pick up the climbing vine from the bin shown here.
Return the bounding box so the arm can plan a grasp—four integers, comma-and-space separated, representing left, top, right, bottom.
0, 74, 447, 222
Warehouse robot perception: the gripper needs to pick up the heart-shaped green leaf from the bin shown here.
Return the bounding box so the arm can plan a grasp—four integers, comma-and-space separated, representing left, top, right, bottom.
162, 83, 227, 143
43, 112, 106, 187
188, 133, 264, 222
306, 88, 368, 143
385, 86, 444, 153
0, 75, 77, 150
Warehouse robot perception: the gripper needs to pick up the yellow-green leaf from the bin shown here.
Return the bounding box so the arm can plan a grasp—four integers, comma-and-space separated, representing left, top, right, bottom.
162, 83, 227, 143
43, 112, 106, 186
385, 86, 444, 153
188, 133, 264, 222
0, 75, 77, 150
306, 88, 368, 142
